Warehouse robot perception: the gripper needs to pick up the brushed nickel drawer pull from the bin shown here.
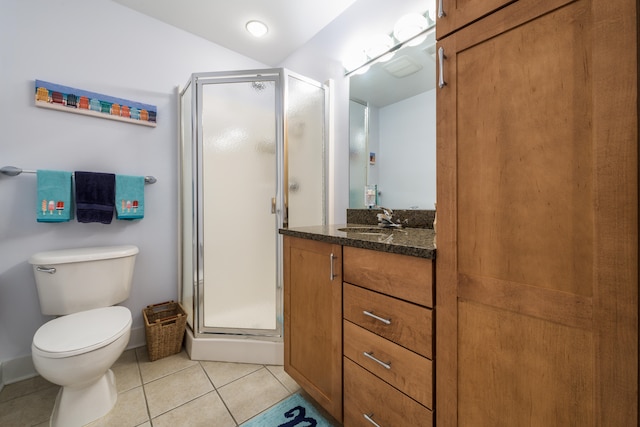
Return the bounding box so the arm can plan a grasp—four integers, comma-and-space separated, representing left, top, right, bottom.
330, 253, 335, 281
438, 47, 447, 89
364, 413, 383, 427
438, 0, 446, 18
363, 351, 391, 369
363, 310, 391, 325
36, 266, 56, 274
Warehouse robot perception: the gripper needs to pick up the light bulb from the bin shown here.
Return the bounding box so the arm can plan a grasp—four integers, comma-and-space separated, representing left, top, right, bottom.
365, 34, 395, 62
393, 13, 428, 46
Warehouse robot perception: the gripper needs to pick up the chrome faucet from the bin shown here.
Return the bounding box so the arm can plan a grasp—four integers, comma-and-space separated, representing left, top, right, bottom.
376, 207, 401, 228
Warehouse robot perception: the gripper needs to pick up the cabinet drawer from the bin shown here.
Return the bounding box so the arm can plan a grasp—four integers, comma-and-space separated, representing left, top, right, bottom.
344, 320, 432, 409
344, 283, 432, 358
343, 246, 433, 307
344, 357, 433, 427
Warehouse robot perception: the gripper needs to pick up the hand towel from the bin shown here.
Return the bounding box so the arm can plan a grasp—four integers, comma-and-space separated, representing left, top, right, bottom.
115, 175, 145, 220
36, 170, 73, 222
74, 171, 115, 224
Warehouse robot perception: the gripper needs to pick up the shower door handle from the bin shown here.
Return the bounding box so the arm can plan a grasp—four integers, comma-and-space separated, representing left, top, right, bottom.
271, 197, 276, 214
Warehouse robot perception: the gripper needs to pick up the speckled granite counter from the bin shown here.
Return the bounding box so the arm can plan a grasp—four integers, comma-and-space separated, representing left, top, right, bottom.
279, 224, 436, 259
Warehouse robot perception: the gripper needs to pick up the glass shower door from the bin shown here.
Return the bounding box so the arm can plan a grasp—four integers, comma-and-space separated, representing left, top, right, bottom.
286, 72, 328, 227
349, 100, 368, 208
198, 75, 281, 335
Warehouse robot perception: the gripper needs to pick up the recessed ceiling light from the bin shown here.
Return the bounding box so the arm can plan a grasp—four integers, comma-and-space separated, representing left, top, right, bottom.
246, 20, 268, 38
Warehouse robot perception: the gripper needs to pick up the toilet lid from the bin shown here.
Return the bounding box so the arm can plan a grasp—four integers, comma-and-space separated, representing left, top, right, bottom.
33, 306, 132, 358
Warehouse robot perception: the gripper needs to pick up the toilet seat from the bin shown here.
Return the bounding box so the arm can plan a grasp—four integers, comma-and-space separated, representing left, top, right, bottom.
32, 306, 132, 359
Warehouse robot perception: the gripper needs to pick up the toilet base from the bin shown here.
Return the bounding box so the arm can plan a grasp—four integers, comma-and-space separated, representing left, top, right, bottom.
50, 369, 118, 427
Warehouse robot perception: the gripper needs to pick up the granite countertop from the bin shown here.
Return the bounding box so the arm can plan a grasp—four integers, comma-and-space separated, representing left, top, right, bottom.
279, 224, 436, 259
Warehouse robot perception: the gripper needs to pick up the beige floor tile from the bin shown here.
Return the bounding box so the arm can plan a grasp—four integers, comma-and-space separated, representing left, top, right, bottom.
144, 364, 214, 418
1, 353, 298, 427
0, 385, 59, 426
0, 375, 56, 403
112, 349, 142, 393
151, 391, 236, 427
86, 386, 149, 427
200, 360, 263, 388
136, 348, 198, 384
218, 367, 290, 424
266, 365, 301, 393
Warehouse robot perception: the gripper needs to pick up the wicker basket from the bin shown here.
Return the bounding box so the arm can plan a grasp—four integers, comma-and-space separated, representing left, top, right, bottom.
143, 301, 187, 362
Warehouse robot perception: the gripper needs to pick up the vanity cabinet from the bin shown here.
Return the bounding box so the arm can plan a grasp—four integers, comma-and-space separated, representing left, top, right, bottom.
436, 0, 638, 425
283, 236, 343, 422
342, 246, 434, 427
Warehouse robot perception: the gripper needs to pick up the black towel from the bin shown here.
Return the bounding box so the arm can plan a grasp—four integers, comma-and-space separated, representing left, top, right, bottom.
74, 171, 115, 224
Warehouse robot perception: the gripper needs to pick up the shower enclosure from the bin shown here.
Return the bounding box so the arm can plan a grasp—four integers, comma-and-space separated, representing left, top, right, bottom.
179, 69, 328, 364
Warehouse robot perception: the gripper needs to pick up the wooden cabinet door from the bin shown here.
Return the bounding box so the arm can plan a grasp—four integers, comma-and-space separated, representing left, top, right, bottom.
436, 0, 514, 38
436, 0, 638, 426
283, 236, 342, 422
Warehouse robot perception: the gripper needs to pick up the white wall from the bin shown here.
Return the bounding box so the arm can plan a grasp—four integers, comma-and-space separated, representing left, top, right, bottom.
0, 0, 266, 375
377, 89, 436, 209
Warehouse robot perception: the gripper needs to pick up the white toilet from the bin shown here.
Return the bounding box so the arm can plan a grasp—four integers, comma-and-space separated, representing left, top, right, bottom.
29, 245, 139, 427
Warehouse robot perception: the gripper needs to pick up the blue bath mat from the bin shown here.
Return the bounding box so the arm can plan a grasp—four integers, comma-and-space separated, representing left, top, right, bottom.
241, 393, 336, 427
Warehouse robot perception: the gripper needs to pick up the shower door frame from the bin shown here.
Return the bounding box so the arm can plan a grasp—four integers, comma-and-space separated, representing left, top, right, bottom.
179, 68, 328, 341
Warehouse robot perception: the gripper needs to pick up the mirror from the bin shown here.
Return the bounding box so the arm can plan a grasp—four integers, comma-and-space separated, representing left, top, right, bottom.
349, 29, 437, 210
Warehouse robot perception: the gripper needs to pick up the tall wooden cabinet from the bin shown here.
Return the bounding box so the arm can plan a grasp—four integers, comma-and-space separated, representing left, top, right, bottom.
436, 0, 638, 425
283, 236, 343, 422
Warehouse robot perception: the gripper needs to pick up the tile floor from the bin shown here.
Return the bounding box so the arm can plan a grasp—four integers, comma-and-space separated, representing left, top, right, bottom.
0, 346, 308, 427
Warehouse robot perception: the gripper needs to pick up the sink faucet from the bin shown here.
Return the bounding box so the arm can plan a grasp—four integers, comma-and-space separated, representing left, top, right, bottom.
376, 207, 401, 228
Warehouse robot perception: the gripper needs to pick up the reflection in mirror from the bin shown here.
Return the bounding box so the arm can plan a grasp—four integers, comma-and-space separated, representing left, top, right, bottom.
349, 28, 436, 210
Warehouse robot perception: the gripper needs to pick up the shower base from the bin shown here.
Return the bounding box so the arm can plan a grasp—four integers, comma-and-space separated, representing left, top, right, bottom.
184, 328, 284, 365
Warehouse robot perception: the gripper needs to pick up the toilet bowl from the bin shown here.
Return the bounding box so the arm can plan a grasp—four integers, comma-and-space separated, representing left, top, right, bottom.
32, 306, 132, 427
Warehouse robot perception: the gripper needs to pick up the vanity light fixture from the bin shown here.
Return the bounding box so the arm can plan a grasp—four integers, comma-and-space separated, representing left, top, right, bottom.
393, 13, 429, 47
246, 20, 268, 38
365, 34, 396, 63
343, 47, 371, 75
343, 8, 436, 76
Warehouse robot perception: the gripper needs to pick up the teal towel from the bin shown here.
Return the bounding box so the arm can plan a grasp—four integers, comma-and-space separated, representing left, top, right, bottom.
115, 175, 144, 220
37, 170, 73, 222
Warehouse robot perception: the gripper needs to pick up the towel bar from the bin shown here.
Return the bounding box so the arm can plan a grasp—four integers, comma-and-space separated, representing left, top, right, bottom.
0, 166, 157, 184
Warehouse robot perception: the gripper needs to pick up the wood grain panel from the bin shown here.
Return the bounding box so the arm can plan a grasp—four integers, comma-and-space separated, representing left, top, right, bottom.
343, 320, 433, 409
343, 357, 433, 427
343, 283, 432, 358
458, 274, 593, 329
458, 301, 594, 426
437, 0, 517, 39
456, 1, 594, 297
343, 246, 433, 307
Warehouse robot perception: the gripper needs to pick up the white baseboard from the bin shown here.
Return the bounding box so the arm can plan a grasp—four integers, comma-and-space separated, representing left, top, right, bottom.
1, 326, 146, 386
1, 355, 37, 385
128, 325, 146, 350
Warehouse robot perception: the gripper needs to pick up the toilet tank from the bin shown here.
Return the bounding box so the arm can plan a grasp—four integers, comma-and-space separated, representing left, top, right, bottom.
29, 245, 139, 315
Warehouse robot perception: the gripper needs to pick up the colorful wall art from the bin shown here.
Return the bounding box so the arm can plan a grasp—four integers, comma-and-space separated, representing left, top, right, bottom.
34, 80, 157, 127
